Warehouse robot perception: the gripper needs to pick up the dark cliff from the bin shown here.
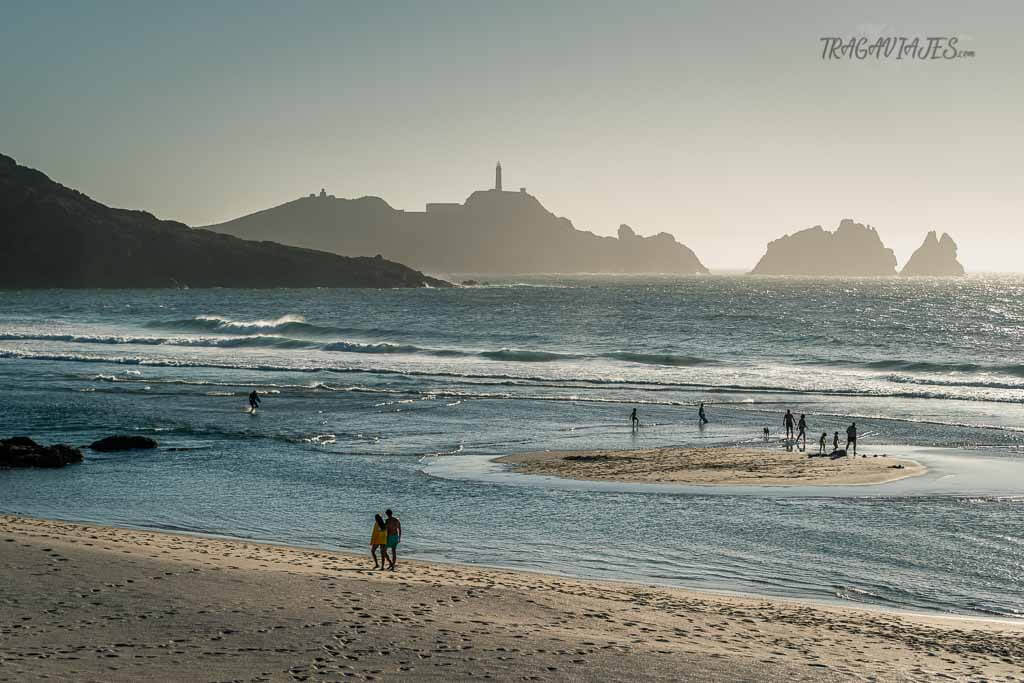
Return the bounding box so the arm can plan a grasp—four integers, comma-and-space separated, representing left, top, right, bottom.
900, 231, 965, 276
750, 219, 898, 276
205, 188, 708, 274
0, 154, 448, 289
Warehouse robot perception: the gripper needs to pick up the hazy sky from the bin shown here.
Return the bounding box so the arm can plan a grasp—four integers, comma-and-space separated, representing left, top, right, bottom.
2, 1, 1021, 271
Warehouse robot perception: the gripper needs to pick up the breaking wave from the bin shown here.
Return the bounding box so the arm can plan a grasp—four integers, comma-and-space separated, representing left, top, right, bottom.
604, 352, 719, 367
144, 314, 338, 337
813, 357, 1024, 378
1, 331, 719, 367
3, 348, 1024, 404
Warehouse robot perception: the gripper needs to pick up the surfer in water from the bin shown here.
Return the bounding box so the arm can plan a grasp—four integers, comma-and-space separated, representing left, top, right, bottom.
797, 414, 807, 447
783, 409, 795, 440
630, 407, 639, 430
248, 389, 261, 414
698, 402, 709, 425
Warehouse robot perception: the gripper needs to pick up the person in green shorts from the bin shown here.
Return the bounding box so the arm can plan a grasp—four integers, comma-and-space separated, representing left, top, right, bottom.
384, 508, 402, 571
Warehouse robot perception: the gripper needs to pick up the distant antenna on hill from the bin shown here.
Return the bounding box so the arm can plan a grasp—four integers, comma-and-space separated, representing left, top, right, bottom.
494, 161, 502, 191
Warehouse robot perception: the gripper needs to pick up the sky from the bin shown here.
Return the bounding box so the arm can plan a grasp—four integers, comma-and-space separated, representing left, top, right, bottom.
2, 1, 1021, 271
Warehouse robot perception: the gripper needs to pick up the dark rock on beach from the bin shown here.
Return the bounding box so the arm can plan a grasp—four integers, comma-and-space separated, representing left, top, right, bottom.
89, 435, 159, 452
0, 437, 84, 468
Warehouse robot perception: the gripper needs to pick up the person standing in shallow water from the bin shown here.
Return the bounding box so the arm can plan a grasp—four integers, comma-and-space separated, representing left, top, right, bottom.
370, 513, 387, 569
384, 509, 402, 571
846, 422, 858, 456
797, 414, 808, 447
630, 408, 639, 430
248, 389, 261, 413
819, 432, 827, 455
698, 402, 709, 425
783, 410, 795, 440
833, 431, 840, 452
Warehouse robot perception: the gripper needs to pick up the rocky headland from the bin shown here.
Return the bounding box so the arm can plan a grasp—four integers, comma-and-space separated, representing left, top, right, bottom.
0, 154, 449, 289
205, 173, 708, 274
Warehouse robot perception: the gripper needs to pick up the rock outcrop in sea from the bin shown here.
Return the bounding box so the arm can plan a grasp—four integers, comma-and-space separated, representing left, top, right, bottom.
89, 435, 159, 452
205, 168, 708, 274
0, 154, 449, 289
750, 219, 898, 276
900, 231, 965, 276
0, 437, 83, 468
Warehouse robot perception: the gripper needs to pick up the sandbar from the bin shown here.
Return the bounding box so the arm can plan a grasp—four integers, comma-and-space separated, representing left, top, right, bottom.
496, 447, 926, 486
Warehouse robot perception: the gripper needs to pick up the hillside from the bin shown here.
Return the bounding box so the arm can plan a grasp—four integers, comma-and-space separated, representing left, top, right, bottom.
0, 154, 448, 289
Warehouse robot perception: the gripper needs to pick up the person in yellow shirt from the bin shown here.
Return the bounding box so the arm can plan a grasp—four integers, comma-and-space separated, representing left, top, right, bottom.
370, 513, 387, 569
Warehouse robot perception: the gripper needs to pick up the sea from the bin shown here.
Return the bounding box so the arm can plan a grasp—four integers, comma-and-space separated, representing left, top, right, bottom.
1, 275, 1023, 618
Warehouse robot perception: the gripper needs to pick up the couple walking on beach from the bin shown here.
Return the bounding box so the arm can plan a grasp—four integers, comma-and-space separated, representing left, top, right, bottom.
370, 509, 402, 570
784, 410, 808, 445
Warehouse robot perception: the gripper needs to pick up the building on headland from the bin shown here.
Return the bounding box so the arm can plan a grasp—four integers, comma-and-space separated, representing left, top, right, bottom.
425, 202, 461, 214
426, 163, 526, 213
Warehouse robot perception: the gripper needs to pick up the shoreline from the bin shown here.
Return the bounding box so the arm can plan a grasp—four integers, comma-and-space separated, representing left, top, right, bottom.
2, 511, 1013, 624
495, 446, 927, 487
2, 515, 1022, 681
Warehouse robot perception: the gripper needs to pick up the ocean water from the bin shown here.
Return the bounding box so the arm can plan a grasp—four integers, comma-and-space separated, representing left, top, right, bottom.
1, 275, 1023, 617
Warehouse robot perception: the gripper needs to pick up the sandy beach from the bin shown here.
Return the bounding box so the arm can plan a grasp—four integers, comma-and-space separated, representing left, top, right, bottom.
1, 515, 1021, 682
496, 447, 926, 486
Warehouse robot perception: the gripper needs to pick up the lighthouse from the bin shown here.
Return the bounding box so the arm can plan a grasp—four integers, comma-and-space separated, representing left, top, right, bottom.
494, 161, 502, 191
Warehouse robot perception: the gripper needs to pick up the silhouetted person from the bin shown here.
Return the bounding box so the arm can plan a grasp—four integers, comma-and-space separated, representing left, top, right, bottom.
797, 414, 807, 446
384, 509, 402, 571
370, 513, 387, 569
248, 390, 261, 413
783, 410, 795, 439
819, 432, 827, 455
833, 431, 840, 452
698, 402, 709, 424
846, 422, 857, 455
630, 408, 639, 430
763, 427, 770, 441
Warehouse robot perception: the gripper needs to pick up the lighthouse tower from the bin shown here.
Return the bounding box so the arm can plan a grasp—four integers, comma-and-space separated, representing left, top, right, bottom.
494, 161, 502, 191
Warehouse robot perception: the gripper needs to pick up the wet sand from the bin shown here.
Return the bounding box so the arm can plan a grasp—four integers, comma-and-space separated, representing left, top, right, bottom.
496, 447, 926, 486
2, 515, 1021, 681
